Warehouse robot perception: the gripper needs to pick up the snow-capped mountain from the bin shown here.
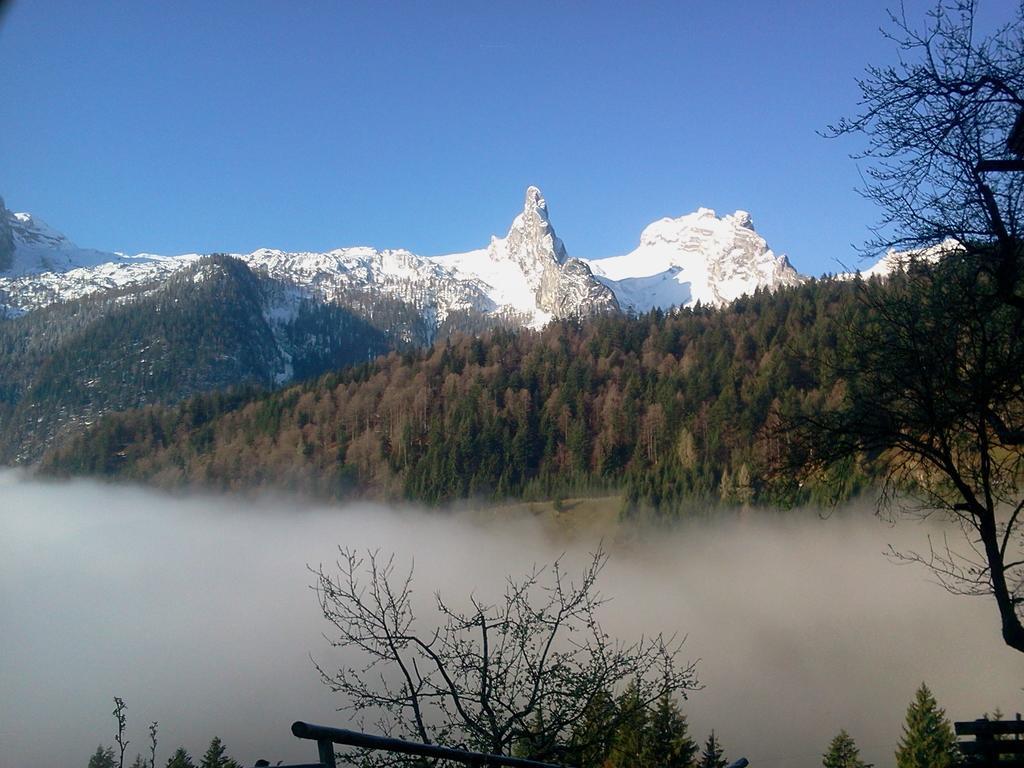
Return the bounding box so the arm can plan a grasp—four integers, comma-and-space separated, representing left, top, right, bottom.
838, 238, 963, 280
0, 189, 810, 463
0, 188, 615, 327
0, 187, 802, 326
587, 208, 802, 312
0, 195, 128, 276
431, 186, 618, 325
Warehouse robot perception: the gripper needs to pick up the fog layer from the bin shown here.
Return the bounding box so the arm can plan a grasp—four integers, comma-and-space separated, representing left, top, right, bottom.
1, 470, 1020, 768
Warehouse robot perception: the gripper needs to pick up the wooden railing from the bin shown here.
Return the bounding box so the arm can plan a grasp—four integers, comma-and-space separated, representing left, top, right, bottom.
289, 722, 570, 768
956, 717, 1024, 767
256, 721, 750, 768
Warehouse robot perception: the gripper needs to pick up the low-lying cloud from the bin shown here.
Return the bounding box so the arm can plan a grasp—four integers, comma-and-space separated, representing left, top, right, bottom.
1, 470, 1020, 768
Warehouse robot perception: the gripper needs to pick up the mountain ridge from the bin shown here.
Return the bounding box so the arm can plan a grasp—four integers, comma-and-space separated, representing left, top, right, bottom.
0, 187, 837, 463
1, 187, 804, 326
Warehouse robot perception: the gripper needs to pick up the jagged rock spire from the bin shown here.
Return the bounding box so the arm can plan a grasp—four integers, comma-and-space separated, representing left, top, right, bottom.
499, 185, 569, 267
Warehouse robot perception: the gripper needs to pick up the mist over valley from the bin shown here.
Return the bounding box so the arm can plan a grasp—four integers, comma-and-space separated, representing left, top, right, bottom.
2, 471, 1019, 768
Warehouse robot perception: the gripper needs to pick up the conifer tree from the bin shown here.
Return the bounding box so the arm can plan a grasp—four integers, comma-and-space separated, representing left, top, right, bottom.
199, 737, 240, 768
88, 745, 117, 768
697, 731, 727, 768
165, 748, 196, 768
895, 683, 961, 768
822, 729, 871, 768
609, 682, 651, 768
648, 691, 698, 768
569, 688, 617, 768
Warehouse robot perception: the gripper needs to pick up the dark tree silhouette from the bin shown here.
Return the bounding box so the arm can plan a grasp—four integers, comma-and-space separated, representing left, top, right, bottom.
311, 548, 697, 762
88, 745, 117, 768
697, 731, 727, 768
199, 737, 240, 768
799, 0, 1024, 654
829, 0, 1023, 306
113, 697, 129, 768
647, 690, 699, 768
149, 722, 159, 768
164, 748, 195, 768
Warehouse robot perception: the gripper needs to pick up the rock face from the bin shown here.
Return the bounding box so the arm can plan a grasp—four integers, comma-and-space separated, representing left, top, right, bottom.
544, 257, 622, 318
501, 186, 569, 272
588, 207, 803, 312
0, 198, 15, 272
476, 186, 619, 321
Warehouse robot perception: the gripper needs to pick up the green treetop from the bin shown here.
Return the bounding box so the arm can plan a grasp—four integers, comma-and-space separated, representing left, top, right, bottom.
822, 729, 872, 768
648, 691, 698, 768
199, 737, 240, 768
895, 683, 961, 768
165, 748, 196, 768
87, 745, 116, 768
697, 731, 727, 768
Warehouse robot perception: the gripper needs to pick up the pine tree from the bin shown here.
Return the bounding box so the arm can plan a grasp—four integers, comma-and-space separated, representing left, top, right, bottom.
609, 682, 651, 768
895, 683, 961, 768
569, 688, 617, 768
130, 755, 148, 768
165, 748, 196, 768
648, 692, 698, 768
88, 745, 117, 768
199, 737, 240, 768
823, 729, 872, 768
697, 731, 727, 768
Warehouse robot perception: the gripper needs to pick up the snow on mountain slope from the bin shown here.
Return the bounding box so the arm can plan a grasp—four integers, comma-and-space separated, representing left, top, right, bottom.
243, 246, 495, 318
0, 243, 496, 324
838, 238, 963, 280
0, 189, 802, 327
431, 186, 618, 326
587, 208, 803, 312
2, 203, 138, 277
0, 254, 203, 315
0, 200, 196, 315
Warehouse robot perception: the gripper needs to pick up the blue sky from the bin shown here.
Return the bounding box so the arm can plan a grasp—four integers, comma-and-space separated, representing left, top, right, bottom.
0, 1, 1013, 275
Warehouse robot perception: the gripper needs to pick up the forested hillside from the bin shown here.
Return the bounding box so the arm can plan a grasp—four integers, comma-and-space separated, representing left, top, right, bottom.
42, 278, 876, 511
0, 255, 393, 462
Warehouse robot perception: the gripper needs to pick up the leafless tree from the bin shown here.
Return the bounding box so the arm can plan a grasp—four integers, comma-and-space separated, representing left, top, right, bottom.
794, 255, 1024, 650
830, 0, 1023, 309
149, 721, 158, 768
113, 697, 129, 768
310, 548, 698, 762
798, 1, 1024, 653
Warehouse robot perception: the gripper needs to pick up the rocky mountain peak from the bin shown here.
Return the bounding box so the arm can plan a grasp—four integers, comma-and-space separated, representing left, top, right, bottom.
523, 185, 548, 220
589, 205, 803, 312
499, 185, 569, 267
730, 210, 755, 230
480, 186, 616, 320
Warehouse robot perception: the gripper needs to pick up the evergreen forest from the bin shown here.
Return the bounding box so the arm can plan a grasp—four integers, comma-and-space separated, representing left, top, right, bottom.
41, 277, 884, 513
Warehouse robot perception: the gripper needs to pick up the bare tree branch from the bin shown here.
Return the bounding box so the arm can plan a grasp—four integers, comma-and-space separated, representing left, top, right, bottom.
310, 547, 699, 762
